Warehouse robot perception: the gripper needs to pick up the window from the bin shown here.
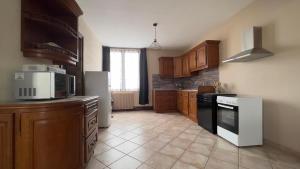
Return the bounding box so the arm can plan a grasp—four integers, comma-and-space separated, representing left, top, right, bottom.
110, 48, 140, 91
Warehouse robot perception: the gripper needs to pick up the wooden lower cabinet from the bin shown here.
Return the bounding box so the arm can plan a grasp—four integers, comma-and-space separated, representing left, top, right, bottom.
177, 91, 198, 123
188, 92, 198, 122
153, 90, 177, 113
0, 96, 99, 169
15, 104, 84, 169
0, 114, 13, 169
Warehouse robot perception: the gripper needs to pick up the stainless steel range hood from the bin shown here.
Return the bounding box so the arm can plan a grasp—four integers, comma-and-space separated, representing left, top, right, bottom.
222, 27, 273, 63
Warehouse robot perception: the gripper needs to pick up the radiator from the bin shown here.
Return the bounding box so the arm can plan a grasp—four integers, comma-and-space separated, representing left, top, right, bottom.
112, 91, 135, 110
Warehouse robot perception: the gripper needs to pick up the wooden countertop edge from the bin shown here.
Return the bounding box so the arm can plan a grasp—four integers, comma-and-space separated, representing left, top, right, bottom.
0, 96, 99, 110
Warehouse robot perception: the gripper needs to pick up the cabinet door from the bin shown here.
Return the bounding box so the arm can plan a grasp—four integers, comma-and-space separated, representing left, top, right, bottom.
0, 114, 13, 169
182, 92, 189, 116
182, 55, 191, 77
177, 91, 183, 113
196, 46, 207, 69
173, 57, 182, 78
188, 92, 198, 123
188, 51, 197, 71
159, 57, 174, 78
16, 106, 84, 169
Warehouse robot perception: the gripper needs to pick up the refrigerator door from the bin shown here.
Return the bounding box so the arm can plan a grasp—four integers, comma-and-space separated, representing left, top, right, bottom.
85, 71, 112, 127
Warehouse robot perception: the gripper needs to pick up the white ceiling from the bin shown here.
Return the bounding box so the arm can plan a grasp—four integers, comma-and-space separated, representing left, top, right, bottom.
77, 0, 254, 51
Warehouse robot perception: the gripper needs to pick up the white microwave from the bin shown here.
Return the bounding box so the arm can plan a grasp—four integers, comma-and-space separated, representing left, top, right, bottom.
14, 72, 75, 100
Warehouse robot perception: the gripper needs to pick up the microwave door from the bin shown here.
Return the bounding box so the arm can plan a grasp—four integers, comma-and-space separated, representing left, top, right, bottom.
217, 104, 239, 134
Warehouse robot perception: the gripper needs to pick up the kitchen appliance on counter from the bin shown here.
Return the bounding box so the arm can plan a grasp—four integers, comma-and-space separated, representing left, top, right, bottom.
85, 71, 112, 128
217, 96, 262, 146
197, 93, 236, 134
14, 71, 68, 100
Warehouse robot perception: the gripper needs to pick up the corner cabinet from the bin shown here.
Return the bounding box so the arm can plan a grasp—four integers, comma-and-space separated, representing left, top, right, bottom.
0, 114, 13, 169
191, 40, 220, 72
0, 96, 99, 169
153, 90, 177, 113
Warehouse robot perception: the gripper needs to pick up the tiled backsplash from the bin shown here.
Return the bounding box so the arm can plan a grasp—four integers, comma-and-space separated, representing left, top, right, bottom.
152, 68, 219, 89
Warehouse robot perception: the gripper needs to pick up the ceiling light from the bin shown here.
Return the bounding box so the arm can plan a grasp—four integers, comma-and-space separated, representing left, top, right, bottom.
149, 23, 161, 49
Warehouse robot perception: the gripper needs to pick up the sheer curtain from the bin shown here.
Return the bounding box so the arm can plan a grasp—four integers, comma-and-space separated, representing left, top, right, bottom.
110, 48, 140, 91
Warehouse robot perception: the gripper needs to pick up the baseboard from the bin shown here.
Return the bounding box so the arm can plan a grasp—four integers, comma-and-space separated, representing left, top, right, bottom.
112, 106, 153, 112
264, 139, 300, 158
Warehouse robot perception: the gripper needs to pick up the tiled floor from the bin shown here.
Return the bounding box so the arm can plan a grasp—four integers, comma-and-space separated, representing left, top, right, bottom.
87, 111, 300, 169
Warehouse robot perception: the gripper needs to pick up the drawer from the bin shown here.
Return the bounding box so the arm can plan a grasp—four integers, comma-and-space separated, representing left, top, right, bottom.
85, 129, 97, 163
84, 109, 98, 137
85, 99, 98, 116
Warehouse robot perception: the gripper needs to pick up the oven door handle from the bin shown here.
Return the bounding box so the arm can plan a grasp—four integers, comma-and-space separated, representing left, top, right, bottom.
218, 104, 234, 109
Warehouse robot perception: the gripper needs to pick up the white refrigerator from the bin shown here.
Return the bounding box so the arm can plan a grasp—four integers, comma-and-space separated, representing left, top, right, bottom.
85, 71, 112, 128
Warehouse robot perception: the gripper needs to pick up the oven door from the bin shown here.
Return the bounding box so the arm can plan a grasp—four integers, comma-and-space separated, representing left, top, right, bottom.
217, 104, 239, 134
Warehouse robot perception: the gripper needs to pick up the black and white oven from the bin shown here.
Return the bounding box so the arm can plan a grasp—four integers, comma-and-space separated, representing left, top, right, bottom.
217, 96, 263, 147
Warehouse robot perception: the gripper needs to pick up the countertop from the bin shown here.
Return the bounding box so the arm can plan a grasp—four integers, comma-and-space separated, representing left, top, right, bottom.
153, 88, 198, 92
0, 96, 99, 108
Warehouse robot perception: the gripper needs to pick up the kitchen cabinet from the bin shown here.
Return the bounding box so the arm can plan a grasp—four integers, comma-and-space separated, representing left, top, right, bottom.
159, 57, 174, 78
182, 54, 191, 77
182, 91, 189, 116
191, 40, 220, 72
174, 56, 183, 78
0, 96, 99, 169
177, 91, 183, 113
188, 92, 198, 122
188, 50, 197, 71
0, 114, 13, 169
177, 90, 198, 123
15, 105, 84, 169
153, 90, 177, 113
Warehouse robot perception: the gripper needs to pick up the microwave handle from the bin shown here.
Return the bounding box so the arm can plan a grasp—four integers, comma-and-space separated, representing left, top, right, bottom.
218, 104, 234, 110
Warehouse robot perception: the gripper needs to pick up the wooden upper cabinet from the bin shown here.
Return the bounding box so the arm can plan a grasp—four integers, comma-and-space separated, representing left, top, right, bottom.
21, 0, 83, 65
196, 46, 207, 69
15, 105, 84, 169
173, 56, 183, 78
188, 50, 197, 71
0, 114, 13, 169
182, 54, 191, 77
159, 57, 174, 78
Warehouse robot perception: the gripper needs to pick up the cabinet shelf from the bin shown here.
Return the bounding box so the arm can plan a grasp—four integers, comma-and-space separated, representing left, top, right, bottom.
23, 43, 78, 65
23, 12, 78, 38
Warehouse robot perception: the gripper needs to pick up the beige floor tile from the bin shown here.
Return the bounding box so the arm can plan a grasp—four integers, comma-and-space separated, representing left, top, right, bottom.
180, 151, 208, 168
118, 132, 138, 140
205, 157, 238, 169
145, 152, 177, 169
178, 133, 197, 141
187, 142, 213, 156
137, 164, 154, 169
114, 141, 140, 154
130, 135, 154, 145
160, 144, 185, 159
170, 138, 193, 149
129, 147, 156, 162
184, 129, 201, 135
109, 155, 141, 169
95, 149, 125, 165
154, 134, 174, 143
171, 160, 200, 169
239, 146, 269, 160
215, 138, 238, 153
98, 131, 117, 142
239, 154, 272, 169
142, 140, 167, 151
94, 142, 111, 155
104, 137, 126, 147
194, 136, 216, 147
210, 148, 238, 164
86, 157, 106, 169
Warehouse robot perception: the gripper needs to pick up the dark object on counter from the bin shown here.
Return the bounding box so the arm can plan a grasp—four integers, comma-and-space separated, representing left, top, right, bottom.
197, 93, 236, 134
198, 86, 215, 94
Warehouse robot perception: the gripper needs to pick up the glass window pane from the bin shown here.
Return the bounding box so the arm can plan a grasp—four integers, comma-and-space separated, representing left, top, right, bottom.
110, 51, 122, 91
124, 51, 139, 91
